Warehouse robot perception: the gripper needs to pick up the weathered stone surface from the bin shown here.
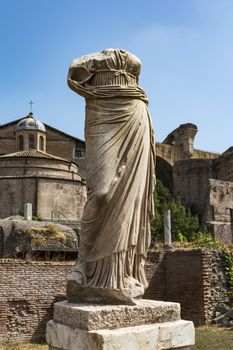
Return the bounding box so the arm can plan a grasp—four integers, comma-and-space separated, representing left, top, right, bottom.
216, 302, 231, 314
67, 49, 156, 302
46, 319, 194, 350
66, 280, 144, 305
0, 153, 86, 222
164, 209, 171, 245
53, 300, 180, 331
158, 320, 195, 349
214, 303, 233, 327
24, 203, 32, 221
0, 260, 73, 344
228, 308, 233, 319
49, 346, 192, 350
145, 249, 230, 325
0, 220, 79, 257
213, 314, 225, 324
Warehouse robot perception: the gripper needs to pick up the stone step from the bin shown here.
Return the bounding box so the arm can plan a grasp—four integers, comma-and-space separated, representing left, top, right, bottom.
53, 300, 181, 331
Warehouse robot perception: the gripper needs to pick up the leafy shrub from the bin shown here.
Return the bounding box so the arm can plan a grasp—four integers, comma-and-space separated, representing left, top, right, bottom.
151, 180, 199, 242
193, 232, 222, 249
25, 225, 66, 247
193, 232, 233, 301
32, 215, 42, 221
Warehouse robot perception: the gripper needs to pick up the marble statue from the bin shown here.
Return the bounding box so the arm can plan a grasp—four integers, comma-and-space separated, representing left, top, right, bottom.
67, 49, 156, 304
46, 50, 195, 350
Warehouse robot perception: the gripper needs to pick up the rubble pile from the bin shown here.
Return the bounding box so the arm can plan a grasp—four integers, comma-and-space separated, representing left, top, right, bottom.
214, 302, 233, 327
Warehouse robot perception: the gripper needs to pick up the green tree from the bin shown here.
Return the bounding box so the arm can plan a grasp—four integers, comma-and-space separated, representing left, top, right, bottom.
151, 180, 199, 243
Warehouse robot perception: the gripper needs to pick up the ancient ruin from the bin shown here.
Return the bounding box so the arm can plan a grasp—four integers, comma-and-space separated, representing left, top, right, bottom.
1, 111, 232, 244
156, 123, 233, 243
2, 53, 233, 348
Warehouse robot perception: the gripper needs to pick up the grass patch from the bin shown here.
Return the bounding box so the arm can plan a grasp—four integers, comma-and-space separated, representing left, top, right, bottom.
25, 225, 66, 247
193, 325, 233, 350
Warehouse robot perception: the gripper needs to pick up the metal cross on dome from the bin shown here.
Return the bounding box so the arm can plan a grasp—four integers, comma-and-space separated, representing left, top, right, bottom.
28, 100, 34, 113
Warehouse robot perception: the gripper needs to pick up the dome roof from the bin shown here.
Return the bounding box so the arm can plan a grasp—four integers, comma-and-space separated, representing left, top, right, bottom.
16, 113, 46, 132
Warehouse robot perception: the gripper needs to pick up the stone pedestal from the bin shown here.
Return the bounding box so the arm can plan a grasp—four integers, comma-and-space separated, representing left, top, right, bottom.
46, 300, 195, 350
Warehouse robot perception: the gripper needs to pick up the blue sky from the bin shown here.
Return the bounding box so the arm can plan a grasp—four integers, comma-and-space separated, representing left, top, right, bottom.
1, 0, 233, 153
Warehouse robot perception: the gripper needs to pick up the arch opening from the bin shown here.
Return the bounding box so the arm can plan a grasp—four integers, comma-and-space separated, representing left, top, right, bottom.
29, 134, 35, 150
18, 135, 24, 151
39, 136, 44, 151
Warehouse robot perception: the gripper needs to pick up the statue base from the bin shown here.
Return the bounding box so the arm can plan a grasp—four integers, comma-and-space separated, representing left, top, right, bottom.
66, 279, 145, 305
46, 300, 195, 349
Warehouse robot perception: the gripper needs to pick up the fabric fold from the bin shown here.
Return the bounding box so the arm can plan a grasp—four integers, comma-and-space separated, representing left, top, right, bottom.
68, 49, 156, 291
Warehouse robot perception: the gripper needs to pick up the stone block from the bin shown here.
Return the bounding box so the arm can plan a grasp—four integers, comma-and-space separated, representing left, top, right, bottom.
46, 319, 195, 350
53, 299, 180, 331
158, 320, 195, 349
46, 300, 195, 350
227, 308, 233, 319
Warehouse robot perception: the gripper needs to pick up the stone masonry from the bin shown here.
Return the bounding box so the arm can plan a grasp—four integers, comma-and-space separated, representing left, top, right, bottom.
0, 261, 72, 343
145, 249, 229, 325
0, 248, 229, 343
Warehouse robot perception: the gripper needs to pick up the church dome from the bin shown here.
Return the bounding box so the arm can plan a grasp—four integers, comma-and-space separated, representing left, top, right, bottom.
16, 112, 46, 132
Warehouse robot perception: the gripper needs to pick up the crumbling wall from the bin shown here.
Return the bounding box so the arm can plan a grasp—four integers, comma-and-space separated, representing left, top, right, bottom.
173, 159, 214, 217
0, 176, 86, 222
204, 179, 233, 244
0, 249, 229, 343
37, 178, 86, 222
0, 260, 72, 343
145, 249, 229, 325
215, 151, 233, 182
201, 250, 229, 322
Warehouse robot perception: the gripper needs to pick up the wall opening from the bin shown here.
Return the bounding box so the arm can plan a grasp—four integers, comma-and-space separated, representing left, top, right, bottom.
18, 135, 24, 151
156, 156, 173, 193
29, 134, 35, 150
39, 136, 44, 151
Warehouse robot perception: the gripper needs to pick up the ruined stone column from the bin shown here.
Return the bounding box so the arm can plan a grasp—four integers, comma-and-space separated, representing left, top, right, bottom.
24, 203, 32, 221
164, 209, 172, 245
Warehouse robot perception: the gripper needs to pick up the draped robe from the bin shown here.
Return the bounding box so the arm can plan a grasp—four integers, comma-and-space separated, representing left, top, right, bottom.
67, 49, 155, 294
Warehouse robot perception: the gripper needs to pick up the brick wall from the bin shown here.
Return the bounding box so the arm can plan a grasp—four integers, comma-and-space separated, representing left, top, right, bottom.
145, 249, 229, 325
0, 260, 73, 344
0, 249, 229, 343
145, 251, 166, 300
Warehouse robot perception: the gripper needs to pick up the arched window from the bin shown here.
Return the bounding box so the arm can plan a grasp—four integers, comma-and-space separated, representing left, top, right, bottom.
29, 134, 35, 150
39, 136, 44, 151
18, 135, 24, 151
